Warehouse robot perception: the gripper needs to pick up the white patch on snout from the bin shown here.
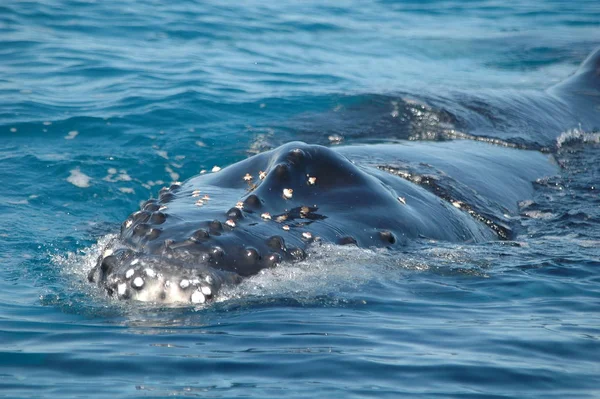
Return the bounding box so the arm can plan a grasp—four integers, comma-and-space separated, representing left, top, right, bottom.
132, 277, 144, 288
144, 268, 156, 278
117, 283, 127, 297
191, 290, 206, 304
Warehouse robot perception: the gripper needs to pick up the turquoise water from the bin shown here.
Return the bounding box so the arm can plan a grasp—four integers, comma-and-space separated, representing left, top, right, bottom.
1, 1, 600, 397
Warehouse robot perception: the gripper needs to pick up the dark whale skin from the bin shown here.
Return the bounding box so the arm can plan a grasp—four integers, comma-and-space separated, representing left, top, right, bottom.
89, 140, 555, 304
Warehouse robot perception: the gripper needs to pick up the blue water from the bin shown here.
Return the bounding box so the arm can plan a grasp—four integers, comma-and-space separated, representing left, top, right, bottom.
1, 1, 600, 397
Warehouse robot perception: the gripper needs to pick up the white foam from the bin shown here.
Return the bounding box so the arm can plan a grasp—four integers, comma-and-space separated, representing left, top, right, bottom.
217, 244, 393, 303
165, 165, 179, 181
523, 210, 555, 219
556, 127, 600, 149
51, 234, 117, 294
64, 130, 79, 140
67, 168, 91, 188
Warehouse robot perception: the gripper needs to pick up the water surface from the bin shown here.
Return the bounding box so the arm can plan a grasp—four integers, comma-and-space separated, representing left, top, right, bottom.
1, 1, 599, 397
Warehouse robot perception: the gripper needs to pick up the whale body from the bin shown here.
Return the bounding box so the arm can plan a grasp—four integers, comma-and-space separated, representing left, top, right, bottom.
88, 48, 599, 304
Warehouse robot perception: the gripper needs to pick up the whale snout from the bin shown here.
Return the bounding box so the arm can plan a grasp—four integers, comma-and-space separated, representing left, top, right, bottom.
88, 246, 242, 304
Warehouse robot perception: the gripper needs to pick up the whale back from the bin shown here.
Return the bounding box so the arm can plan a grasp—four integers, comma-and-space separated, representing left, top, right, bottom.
554, 47, 600, 94
550, 47, 600, 127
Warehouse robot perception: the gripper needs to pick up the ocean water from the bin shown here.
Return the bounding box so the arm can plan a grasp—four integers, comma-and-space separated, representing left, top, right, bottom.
1, 0, 600, 398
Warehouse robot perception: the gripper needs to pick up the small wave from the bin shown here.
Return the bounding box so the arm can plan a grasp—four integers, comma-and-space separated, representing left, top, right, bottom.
52, 234, 116, 279
556, 127, 600, 148
218, 244, 390, 304
220, 242, 494, 304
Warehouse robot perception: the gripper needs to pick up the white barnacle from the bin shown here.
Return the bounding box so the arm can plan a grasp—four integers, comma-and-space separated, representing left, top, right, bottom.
125, 269, 135, 279
236, 201, 244, 210
307, 176, 317, 185
283, 188, 293, 199
132, 277, 144, 288
282, 225, 290, 231
225, 219, 236, 228
159, 205, 168, 211
201, 286, 212, 296
191, 278, 200, 286
302, 232, 312, 240
191, 290, 206, 304
164, 280, 171, 288
452, 201, 462, 208
398, 196, 406, 205
180, 279, 190, 289
192, 189, 201, 197
261, 212, 272, 220
205, 275, 213, 285
125, 220, 133, 228
259, 171, 267, 180
144, 268, 156, 278
243, 173, 253, 181
131, 258, 140, 266
195, 200, 204, 207
117, 283, 127, 296
203, 194, 210, 200
211, 166, 221, 173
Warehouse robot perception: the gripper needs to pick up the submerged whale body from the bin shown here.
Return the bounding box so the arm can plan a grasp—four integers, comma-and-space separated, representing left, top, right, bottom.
88, 48, 599, 304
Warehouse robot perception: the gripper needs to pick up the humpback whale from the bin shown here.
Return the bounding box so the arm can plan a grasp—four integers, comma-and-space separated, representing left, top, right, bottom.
88, 48, 599, 304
